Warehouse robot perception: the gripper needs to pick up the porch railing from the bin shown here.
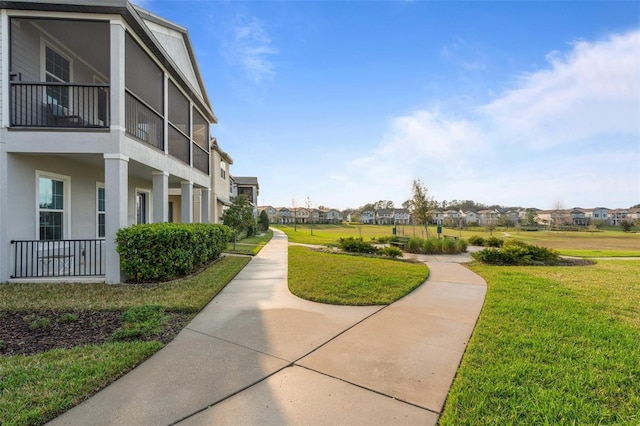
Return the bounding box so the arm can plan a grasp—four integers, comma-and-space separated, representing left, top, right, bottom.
125, 90, 164, 151
10, 239, 105, 279
193, 142, 209, 174
10, 82, 110, 128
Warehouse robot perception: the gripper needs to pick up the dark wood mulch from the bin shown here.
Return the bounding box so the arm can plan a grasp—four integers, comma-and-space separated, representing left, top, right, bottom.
0, 310, 192, 356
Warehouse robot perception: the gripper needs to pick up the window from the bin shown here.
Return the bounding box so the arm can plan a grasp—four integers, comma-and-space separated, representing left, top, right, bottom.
45, 46, 71, 108
38, 173, 69, 241
220, 161, 226, 179
97, 185, 105, 238
136, 190, 150, 224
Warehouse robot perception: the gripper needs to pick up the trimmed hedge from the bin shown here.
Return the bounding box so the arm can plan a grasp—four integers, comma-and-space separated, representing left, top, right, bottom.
116, 223, 232, 283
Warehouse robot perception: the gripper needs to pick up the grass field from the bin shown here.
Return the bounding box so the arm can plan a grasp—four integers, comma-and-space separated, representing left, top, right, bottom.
274, 224, 640, 256
440, 260, 640, 424
225, 230, 273, 255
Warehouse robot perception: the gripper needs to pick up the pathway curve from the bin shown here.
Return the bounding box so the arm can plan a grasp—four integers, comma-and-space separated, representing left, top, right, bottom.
50, 229, 486, 426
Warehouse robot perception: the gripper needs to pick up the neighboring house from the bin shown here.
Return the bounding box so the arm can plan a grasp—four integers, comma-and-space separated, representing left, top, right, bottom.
276, 207, 293, 224
583, 207, 609, 224
258, 206, 277, 223
360, 210, 375, 224
431, 210, 444, 224
210, 138, 233, 223
325, 209, 343, 224
296, 207, 310, 223
376, 208, 394, 225
460, 210, 479, 225
232, 176, 259, 218
477, 209, 500, 226
609, 209, 630, 226
0, 1, 217, 283
232, 176, 259, 206
393, 209, 410, 224
569, 208, 588, 226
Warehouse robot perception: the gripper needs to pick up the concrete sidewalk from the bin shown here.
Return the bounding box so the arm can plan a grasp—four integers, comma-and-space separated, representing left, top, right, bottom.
50, 229, 486, 426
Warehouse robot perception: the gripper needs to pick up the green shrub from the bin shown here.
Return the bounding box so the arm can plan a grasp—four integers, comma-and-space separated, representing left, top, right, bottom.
455, 238, 468, 253
406, 237, 466, 255
407, 237, 424, 253
375, 236, 396, 244
472, 241, 560, 265
484, 236, 504, 247
441, 238, 457, 254
468, 235, 484, 246
381, 246, 403, 258
116, 223, 232, 283
338, 237, 379, 254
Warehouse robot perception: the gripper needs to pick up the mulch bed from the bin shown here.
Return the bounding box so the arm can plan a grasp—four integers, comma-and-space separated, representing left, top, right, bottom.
0, 310, 192, 356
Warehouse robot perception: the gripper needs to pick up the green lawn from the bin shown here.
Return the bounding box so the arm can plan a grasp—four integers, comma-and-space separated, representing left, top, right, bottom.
288, 245, 428, 305
440, 260, 640, 424
225, 230, 273, 255
0, 256, 250, 425
275, 223, 640, 256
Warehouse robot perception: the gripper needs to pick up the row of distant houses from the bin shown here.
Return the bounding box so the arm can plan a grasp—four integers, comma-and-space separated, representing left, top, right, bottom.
258, 206, 640, 227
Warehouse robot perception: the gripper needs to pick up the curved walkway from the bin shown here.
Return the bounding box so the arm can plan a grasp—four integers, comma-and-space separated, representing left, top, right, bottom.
50, 229, 486, 426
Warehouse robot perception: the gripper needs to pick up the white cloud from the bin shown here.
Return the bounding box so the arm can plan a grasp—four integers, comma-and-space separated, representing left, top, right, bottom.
336, 29, 640, 210
482, 30, 640, 149
225, 16, 278, 83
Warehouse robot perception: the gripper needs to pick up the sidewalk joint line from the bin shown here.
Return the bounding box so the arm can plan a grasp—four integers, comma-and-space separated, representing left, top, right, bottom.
167, 363, 295, 426
295, 364, 442, 416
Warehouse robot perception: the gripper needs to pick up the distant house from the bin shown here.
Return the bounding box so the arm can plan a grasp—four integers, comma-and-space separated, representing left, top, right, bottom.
376, 209, 394, 225
277, 207, 294, 224
583, 207, 609, 224
460, 211, 479, 225
610, 209, 630, 226
259, 206, 278, 223
296, 207, 310, 223
360, 210, 375, 224
394, 209, 411, 224
325, 209, 343, 224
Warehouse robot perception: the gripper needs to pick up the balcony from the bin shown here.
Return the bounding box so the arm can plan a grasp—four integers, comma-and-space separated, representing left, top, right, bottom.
10, 82, 110, 129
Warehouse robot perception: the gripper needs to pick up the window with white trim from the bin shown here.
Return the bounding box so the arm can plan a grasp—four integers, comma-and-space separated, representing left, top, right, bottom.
38, 173, 69, 241
97, 184, 105, 238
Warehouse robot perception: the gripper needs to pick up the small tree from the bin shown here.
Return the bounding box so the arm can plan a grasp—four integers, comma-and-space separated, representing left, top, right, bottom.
258, 210, 270, 232
409, 179, 437, 238
222, 194, 256, 249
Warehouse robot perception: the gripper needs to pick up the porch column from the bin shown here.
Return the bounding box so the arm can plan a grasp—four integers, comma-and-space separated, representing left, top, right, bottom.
152, 171, 169, 223
201, 188, 211, 223
109, 19, 126, 137
181, 181, 193, 223
104, 154, 129, 284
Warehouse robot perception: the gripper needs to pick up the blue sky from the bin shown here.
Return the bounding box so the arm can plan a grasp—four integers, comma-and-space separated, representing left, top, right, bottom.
135, 0, 640, 210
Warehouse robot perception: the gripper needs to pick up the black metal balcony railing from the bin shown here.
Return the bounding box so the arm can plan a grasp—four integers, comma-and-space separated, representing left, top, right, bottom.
10, 82, 110, 128
125, 90, 164, 151
10, 239, 105, 279
168, 124, 190, 165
